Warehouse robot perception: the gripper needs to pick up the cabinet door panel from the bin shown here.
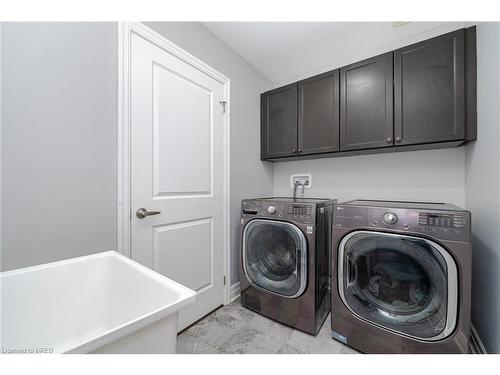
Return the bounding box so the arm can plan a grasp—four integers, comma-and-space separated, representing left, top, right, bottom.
394, 29, 465, 145
340, 52, 393, 151
261, 84, 297, 159
298, 70, 340, 155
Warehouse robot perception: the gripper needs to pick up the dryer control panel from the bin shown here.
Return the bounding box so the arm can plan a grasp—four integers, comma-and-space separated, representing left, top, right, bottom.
334, 203, 470, 242
418, 213, 465, 228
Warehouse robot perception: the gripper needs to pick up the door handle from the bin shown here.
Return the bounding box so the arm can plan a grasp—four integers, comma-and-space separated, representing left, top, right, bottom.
136, 208, 161, 219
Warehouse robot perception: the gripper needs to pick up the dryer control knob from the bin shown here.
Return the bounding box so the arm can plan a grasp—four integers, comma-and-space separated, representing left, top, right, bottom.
383, 212, 398, 225
267, 206, 277, 214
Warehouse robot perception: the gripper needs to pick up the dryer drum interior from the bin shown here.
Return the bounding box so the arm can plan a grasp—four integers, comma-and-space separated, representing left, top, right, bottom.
338, 231, 458, 341
243, 219, 307, 298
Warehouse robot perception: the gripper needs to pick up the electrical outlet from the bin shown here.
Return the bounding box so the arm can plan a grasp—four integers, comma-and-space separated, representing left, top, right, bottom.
290, 174, 312, 189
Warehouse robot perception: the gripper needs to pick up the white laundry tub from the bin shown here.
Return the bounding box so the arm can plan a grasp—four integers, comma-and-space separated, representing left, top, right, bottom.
0, 251, 195, 354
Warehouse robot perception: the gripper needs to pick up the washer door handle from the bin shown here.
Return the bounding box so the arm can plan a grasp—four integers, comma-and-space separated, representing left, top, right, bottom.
347, 258, 357, 284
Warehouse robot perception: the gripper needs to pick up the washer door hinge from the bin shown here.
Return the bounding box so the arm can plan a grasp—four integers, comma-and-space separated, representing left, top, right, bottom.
219, 101, 227, 113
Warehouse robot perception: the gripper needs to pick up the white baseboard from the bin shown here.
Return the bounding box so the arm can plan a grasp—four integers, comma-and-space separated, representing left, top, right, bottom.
230, 282, 240, 302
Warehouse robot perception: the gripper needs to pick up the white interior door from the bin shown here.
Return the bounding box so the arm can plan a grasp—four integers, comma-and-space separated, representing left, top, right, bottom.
130, 32, 225, 331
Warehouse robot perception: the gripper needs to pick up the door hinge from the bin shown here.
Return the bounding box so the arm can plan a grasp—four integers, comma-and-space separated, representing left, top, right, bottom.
219, 101, 227, 113
223, 276, 227, 285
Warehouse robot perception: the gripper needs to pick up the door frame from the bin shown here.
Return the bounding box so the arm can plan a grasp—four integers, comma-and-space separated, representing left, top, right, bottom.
117, 22, 232, 304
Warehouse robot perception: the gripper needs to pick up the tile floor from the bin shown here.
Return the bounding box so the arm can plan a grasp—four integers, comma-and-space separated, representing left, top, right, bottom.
176, 299, 360, 354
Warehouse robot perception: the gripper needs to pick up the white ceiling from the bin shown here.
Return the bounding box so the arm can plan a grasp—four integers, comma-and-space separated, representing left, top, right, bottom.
202, 22, 467, 85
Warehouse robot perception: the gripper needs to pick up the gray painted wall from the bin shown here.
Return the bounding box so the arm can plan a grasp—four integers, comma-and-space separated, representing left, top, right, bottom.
1, 22, 118, 270
273, 148, 466, 206
465, 22, 500, 354
126, 22, 274, 286
1, 22, 273, 288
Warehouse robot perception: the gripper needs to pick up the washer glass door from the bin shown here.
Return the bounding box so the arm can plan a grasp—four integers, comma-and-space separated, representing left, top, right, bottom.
338, 231, 458, 341
243, 219, 307, 298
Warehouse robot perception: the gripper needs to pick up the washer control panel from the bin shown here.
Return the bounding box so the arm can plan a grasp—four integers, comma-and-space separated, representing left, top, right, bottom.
241, 200, 315, 224
286, 204, 314, 223
383, 212, 398, 224
287, 204, 313, 216
267, 205, 277, 214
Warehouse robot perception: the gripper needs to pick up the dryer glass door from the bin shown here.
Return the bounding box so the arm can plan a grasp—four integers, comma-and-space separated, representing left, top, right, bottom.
243, 219, 307, 298
338, 231, 458, 341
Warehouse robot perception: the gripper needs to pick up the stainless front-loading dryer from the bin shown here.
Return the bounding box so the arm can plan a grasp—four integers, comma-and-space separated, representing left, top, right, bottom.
240, 197, 336, 335
331, 200, 472, 353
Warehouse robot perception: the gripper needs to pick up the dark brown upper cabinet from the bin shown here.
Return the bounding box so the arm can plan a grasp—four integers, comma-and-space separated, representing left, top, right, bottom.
298, 70, 340, 155
340, 52, 394, 151
260, 27, 476, 161
261, 83, 297, 159
394, 29, 466, 146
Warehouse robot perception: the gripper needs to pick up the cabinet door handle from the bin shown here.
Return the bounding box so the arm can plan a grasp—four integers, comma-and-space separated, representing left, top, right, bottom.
298, 148, 302, 153
293, 148, 297, 153
386, 137, 392, 143
396, 137, 402, 142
